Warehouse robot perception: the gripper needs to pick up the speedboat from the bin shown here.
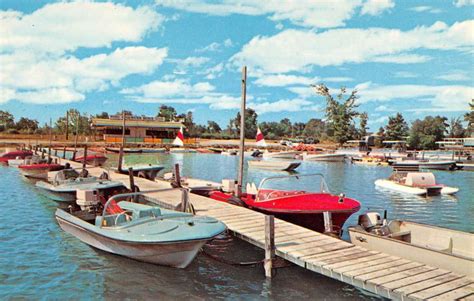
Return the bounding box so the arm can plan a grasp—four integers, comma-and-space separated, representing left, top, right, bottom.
303, 152, 346, 162
74, 151, 108, 166
106, 147, 143, 154
221, 149, 238, 156
55, 189, 226, 268
375, 172, 459, 196
161, 173, 222, 196
0, 150, 33, 163
169, 148, 197, 153
262, 150, 299, 159
349, 211, 473, 278
457, 163, 474, 171
116, 164, 164, 180
19, 159, 64, 180
248, 160, 300, 172
36, 169, 126, 203
210, 174, 360, 236
391, 159, 456, 171
351, 156, 388, 166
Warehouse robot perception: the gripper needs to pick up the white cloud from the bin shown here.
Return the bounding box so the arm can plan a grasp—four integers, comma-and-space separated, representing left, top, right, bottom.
325, 77, 353, 82
436, 71, 471, 81
13, 88, 85, 104
170, 56, 210, 74
375, 105, 395, 112
355, 81, 473, 112
454, 0, 474, 7
0, 1, 162, 55
255, 74, 318, 87
231, 20, 474, 73
393, 71, 419, 78
361, 0, 395, 16
196, 38, 234, 52
252, 99, 312, 113
155, 0, 392, 28
410, 6, 442, 13
202, 63, 225, 79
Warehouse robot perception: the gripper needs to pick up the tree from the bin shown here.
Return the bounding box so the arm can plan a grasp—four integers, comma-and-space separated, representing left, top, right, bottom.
385, 113, 409, 141
55, 109, 91, 136
408, 116, 448, 149
233, 108, 258, 139
95, 112, 109, 119
157, 105, 177, 121
375, 127, 385, 147
358, 112, 368, 138
447, 117, 465, 138
465, 99, 474, 137
16, 117, 39, 133
207, 121, 222, 133
0, 110, 15, 131
303, 118, 326, 139
312, 84, 359, 145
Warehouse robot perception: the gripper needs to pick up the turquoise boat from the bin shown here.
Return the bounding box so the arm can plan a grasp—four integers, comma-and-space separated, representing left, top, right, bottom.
55, 190, 226, 268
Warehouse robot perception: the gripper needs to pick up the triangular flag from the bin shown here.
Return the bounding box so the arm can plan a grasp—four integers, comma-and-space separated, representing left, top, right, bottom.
256, 127, 267, 147
173, 127, 185, 146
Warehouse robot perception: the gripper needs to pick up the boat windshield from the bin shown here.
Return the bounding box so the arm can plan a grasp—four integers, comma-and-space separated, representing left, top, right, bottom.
256, 174, 330, 202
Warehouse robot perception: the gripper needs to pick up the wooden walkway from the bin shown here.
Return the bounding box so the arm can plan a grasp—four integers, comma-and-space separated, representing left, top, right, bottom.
54, 156, 474, 300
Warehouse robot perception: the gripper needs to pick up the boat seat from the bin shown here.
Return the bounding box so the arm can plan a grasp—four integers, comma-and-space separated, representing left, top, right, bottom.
95, 214, 129, 227
388, 230, 411, 238
118, 201, 162, 219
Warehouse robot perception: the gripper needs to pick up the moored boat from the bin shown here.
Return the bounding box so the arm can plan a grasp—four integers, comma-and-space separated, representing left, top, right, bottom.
349, 211, 474, 278
106, 147, 143, 153
74, 151, 108, 166
55, 189, 226, 268
248, 160, 300, 171
209, 174, 360, 236
0, 150, 33, 163
375, 172, 459, 196
262, 150, 299, 159
19, 162, 64, 180
351, 156, 389, 166
117, 164, 164, 180
391, 159, 456, 171
457, 163, 474, 171
303, 152, 346, 162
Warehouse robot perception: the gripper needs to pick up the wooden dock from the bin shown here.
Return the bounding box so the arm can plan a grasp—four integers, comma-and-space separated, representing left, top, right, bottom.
52, 156, 474, 300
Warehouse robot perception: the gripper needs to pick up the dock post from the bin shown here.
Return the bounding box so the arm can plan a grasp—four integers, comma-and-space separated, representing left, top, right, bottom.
264, 215, 275, 278
82, 145, 88, 169
72, 150, 76, 161
41, 148, 45, 159
54, 149, 58, 157
173, 163, 182, 188
128, 167, 137, 199
62, 146, 66, 159
180, 189, 190, 212
323, 211, 333, 234
236, 66, 247, 198
117, 146, 124, 172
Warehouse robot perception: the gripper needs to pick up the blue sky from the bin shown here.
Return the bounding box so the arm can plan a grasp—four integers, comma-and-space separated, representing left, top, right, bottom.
0, 0, 473, 130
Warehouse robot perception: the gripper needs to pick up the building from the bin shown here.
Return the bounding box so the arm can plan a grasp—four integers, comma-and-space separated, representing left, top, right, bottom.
92, 113, 185, 144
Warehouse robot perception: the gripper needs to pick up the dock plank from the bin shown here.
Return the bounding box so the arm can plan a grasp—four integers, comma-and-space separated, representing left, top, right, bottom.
392, 273, 464, 299
381, 269, 451, 291
410, 278, 473, 300
427, 284, 473, 300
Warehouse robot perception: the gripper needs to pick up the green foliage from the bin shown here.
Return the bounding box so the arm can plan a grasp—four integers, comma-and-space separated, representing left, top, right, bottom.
447, 117, 465, 138
408, 116, 448, 149
157, 105, 178, 121
16, 117, 39, 133
0, 110, 15, 131
233, 108, 258, 139
312, 84, 360, 145
207, 121, 222, 133
385, 113, 409, 140
358, 112, 368, 138
55, 109, 92, 135
303, 119, 326, 139
95, 112, 109, 119
465, 99, 474, 136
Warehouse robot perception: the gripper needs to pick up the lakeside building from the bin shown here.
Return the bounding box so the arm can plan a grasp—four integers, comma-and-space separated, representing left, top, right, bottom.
91, 113, 187, 144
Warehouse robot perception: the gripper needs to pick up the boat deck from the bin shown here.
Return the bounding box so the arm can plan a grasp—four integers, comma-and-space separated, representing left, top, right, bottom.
52, 156, 474, 300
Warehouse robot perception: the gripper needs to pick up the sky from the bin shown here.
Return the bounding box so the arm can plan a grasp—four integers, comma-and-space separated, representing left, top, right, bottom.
0, 0, 473, 130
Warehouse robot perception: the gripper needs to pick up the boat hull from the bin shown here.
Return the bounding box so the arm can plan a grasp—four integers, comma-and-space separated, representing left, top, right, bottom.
262, 151, 299, 159
74, 156, 108, 167
375, 179, 458, 196
56, 216, 207, 268
248, 161, 300, 171
304, 154, 346, 162
349, 225, 473, 278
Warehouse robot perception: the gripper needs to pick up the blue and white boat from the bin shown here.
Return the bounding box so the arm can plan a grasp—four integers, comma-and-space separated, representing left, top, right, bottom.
55, 189, 226, 268
36, 169, 126, 202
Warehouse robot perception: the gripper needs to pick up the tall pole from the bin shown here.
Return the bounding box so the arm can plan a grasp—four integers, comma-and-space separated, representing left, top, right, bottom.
65, 111, 69, 141
237, 66, 247, 197
48, 118, 52, 160
122, 110, 126, 148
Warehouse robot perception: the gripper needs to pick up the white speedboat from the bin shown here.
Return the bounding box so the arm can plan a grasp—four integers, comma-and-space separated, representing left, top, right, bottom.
169, 148, 197, 153
303, 153, 346, 162
248, 160, 300, 172
457, 163, 474, 171
262, 150, 299, 159
56, 189, 226, 268
391, 159, 456, 170
349, 211, 473, 278
375, 172, 458, 196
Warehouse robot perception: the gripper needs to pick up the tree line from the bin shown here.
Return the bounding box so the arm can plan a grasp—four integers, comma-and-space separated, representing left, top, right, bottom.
1, 87, 472, 150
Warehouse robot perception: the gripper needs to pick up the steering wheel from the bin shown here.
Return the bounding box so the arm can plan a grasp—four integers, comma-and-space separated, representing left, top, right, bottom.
114, 212, 129, 225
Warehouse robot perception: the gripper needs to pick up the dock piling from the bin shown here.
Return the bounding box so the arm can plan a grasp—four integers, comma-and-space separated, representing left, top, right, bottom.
323, 211, 333, 234
62, 146, 66, 159
82, 145, 88, 169
264, 215, 275, 278
173, 163, 182, 188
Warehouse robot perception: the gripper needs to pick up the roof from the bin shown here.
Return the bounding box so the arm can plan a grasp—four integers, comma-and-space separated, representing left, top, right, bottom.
92, 118, 184, 129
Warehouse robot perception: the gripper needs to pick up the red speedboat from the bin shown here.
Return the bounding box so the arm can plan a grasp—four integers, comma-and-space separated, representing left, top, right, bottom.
210, 174, 360, 236
19, 162, 64, 180
0, 150, 33, 163
74, 151, 108, 166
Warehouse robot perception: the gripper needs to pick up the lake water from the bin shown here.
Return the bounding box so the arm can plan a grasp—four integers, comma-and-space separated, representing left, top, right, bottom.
1, 151, 473, 300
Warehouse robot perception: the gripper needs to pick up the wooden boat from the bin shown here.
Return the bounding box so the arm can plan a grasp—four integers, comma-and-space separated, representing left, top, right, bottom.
208, 147, 223, 154
210, 174, 360, 236
74, 151, 108, 166
303, 153, 346, 162
391, 159, 456, 171
221, 149, 238, 156
375, 172, 459, 196
262, 150, 299, 159
351, 156, 388, 166
19, 162, 64, 180
456, 163, 474, 171
161, 173, 222, 196
0, 150, 33, 163
55, 189, 226, 268
36, 169, 126, 202
116, 164, 164, 180
106, 147, 143, 153
349, 211, 474, 278
248, 160, 300, 171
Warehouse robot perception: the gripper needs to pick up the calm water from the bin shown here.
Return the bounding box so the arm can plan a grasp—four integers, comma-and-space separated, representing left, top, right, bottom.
1, 151, 473, 300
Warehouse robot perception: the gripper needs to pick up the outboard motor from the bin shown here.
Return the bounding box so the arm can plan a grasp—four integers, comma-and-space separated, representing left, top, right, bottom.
76, 189, 100, 211
251, 150, 262, 157
358, 212, 390, 236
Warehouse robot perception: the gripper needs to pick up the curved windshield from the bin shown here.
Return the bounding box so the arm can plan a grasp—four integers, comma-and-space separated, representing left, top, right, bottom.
257, 174, 330, 202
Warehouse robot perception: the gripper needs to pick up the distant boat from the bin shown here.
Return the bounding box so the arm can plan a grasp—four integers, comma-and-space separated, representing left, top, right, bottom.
391, 159, 456, 171
221, 149, 238, 156
169, 148, 197, 153
351, 156, 389, 166
255, 127, 267, 147
36, 169, 126, 202
349, 211, 473, 278
19, 162, 64, 180
74, 151, 108, 166
375, 172, 459, 196
457, 163, 474, 171
303, 153, 346, 162
141, 148, 166, 153
106, 147, 143, 154
55, 191, 226, 268
262, 150, 299, 159
0, 150, 33, 163
248, 160, 300, 172
117, 164, 164, 180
